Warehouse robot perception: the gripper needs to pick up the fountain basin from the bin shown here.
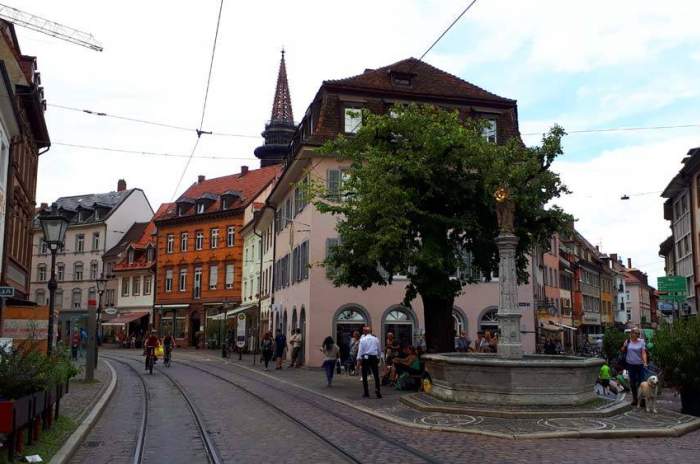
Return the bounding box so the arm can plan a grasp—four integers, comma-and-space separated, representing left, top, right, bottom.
423, 353, 604, 406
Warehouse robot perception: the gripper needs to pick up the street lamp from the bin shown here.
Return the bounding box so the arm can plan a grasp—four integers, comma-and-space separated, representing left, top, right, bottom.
94, 273, 107, 365
39, 211, 69, 356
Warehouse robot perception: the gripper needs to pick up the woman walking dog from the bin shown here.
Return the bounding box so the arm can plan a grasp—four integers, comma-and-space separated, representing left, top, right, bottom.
620, 327, 648, 406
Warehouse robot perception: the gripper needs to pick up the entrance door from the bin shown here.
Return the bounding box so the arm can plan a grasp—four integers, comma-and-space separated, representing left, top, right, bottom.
384, 323, 413, 348
336, 323, 364, 364
190, 311, 201, 346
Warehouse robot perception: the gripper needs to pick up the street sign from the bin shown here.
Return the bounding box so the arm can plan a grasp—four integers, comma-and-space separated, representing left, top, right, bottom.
104, 307, 118, 316
657, 276, 686, 294
0, 286, 15, 298
236, 313, 246, 348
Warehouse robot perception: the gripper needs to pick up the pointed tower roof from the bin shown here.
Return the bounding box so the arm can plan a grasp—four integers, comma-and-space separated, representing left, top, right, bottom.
255, 50, 297, 168
270, 50, 294, 124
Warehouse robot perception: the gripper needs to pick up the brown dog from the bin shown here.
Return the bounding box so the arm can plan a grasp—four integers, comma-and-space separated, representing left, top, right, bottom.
638, 375, 658, 414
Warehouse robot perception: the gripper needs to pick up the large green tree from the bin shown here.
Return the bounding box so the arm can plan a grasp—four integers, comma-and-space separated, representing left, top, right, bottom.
315, 104, 570, 353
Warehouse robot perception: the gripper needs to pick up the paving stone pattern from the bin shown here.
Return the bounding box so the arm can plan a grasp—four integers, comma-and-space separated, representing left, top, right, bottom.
98, 350, 700, 464
60, 359, 111, 422
71, 359, 144, 463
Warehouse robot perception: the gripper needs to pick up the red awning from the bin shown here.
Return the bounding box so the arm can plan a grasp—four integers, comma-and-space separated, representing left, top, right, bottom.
101, 311, 149, 326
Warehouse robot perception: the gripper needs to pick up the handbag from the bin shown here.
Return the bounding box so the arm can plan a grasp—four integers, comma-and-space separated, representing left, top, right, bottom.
336, 359, 342, 374
155, 345, 164, 358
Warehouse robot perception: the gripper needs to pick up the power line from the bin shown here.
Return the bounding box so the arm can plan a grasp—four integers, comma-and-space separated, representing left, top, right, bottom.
51, 141, 275, 161
523, 123, 700, 136
47, 102, 260, 138
171, 0, 225, 200
419, 0, 479, 61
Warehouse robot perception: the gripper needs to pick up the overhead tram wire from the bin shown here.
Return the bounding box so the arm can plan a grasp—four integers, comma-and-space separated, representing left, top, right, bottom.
171, 0, 225, 201
50, 141, 275, 161
418, 0, 479, 62
46, 103, 261, 139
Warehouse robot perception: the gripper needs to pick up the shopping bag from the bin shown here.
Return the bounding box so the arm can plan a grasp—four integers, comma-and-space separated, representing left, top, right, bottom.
155, 345, 164, 358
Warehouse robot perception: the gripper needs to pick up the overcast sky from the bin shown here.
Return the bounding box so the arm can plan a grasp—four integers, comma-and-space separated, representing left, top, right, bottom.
14, 0, 700, 283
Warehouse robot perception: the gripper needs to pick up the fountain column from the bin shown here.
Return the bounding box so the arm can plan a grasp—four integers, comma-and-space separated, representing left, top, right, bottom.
494, 188, 523, 359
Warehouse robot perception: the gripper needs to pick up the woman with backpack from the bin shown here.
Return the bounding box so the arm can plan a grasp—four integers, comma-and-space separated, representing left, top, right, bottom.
260, 331, 274, 370
320, 336, 340, 387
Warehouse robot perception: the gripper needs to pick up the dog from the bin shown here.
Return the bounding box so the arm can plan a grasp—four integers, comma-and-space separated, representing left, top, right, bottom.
638, 375, 659, 414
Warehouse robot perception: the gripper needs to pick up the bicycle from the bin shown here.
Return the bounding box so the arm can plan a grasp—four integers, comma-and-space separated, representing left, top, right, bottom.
164, 347, 172, 367
145, 347, 155, 374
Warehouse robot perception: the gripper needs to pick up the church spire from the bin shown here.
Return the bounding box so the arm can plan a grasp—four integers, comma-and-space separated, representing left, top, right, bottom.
270, 49, 294, 124
254, 50, 297, 168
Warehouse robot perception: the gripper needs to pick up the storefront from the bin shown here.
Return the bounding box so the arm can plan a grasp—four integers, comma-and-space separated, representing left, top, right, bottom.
101, 311, 150, 345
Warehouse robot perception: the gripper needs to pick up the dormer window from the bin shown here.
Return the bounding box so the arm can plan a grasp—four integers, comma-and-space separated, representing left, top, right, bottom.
481, 119, 497, 144
147, 246, 154, 262
178, 205, 187, 216
389, 70, 415, 87
222, 197, 230, 210
221, 191, 241, 210
197, 202, 205, 214
127, 248, 134, 264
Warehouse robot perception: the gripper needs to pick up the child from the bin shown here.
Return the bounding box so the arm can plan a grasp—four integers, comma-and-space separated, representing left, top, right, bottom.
599, 361, 612, 395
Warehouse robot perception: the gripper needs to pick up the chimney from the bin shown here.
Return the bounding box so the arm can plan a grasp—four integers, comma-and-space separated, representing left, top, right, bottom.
117, 179, 127, 192
198, 175, 206, 184
610, 253, 618, 263
40, 202, 48, 210
241, 165, 249, 175
627, 258, 632, 269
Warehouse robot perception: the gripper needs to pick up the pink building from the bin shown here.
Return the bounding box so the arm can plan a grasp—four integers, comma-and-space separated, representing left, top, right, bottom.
251, 58, 536, 366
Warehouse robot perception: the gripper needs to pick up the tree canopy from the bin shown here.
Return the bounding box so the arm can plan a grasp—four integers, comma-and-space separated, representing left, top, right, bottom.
314, 104, 571, 351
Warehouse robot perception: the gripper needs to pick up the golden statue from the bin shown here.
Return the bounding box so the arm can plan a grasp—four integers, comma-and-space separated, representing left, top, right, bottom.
495, 187, 515, 233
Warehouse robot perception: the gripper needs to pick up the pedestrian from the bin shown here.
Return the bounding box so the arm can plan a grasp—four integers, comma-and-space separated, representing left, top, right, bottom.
621, 327, 648, 406
70, 327, 80, 360
599, 360, 612, 396
320, 336, 340, 387
544, 338, 556, 355
357, 325, 382, 399
458, 331, 470, 352
80, 327, 88, 358
384, 332, 399, 371
289, 328, 303, 368
475, 331, 488, 353
348, 330, 361, 375
274, 329, 287, 369
260, 331, 274, 370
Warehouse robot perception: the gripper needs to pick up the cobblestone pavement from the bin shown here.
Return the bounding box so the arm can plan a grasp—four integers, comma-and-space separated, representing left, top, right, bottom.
164, 349, 700, 464
71, 358, 143, 464
60, 359, 111, 422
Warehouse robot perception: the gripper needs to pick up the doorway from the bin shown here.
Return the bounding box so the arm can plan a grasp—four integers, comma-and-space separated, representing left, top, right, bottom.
190, 311, 201, 346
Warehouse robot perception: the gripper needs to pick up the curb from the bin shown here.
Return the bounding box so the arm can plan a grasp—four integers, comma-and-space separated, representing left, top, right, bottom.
49, 360, 118, 464
205, 355, 700, 440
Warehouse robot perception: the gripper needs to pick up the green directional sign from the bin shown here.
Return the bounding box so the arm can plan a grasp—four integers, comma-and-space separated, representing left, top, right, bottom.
658, 276, 687, 294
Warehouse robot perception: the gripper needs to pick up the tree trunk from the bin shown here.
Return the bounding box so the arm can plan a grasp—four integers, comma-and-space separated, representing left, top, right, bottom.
421, 293, 455, 353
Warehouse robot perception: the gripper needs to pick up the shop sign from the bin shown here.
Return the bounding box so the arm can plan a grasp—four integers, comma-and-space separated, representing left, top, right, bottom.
236, 313, 246, 348
582, 311, 601, 325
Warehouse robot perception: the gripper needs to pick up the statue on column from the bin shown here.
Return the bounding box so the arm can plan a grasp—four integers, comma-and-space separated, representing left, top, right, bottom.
494, 187, 515, 234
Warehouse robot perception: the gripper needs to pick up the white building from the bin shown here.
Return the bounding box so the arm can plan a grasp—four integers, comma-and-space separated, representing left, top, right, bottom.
30, 180, 153, 339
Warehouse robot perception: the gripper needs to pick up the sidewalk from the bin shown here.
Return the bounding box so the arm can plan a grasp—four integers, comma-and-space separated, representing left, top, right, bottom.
178, 349, 700, 439
61, 359, 112, 423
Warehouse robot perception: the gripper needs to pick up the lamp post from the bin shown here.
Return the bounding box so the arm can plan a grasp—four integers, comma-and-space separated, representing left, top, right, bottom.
94, 273, 107, 367
39, 212, 69, 356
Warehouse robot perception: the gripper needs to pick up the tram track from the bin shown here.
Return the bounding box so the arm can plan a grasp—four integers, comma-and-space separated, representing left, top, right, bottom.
104, 355, 222, 464
112, 351, 442, 464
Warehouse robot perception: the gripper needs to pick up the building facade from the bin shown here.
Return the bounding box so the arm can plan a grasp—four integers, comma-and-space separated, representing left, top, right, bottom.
154, 167, 279, 346
661, 148, 699, 317
0, 20, 50, 304
258, 58, 536, 367
30, 181, 153, 340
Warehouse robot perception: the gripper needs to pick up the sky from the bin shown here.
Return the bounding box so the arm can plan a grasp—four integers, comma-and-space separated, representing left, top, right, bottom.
13, 0, 700, 284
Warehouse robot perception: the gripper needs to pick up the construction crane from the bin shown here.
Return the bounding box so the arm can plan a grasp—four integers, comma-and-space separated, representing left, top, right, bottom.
0, 3, 102, 52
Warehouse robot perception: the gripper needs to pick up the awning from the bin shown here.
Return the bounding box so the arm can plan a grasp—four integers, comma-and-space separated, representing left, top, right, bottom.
207, 304, 257, 320
154, 304, 189, 309
551, 321, 577, 331
101, 311, 149, 326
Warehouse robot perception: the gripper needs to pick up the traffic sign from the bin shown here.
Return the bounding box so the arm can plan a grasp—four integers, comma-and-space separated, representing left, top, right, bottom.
236, 313, 246, 348
657, 276, 686, 294
0, 286, 15, 298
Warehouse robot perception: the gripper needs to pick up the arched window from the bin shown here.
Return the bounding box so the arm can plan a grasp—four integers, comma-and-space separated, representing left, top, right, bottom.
336, 308, 367, 322
71, 288, 82, 309
35, 289, 46, 305
334, 306, 368, 363
383, 306, 415, 348
74, 262, 84, 281
453, 308, 467, 336
291, 307, 298, 331
479, 307, 498, 332
37, 264, 47, 282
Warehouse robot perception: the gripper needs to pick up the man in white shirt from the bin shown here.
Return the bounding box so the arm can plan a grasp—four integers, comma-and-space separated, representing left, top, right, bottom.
356, 326, 382, 398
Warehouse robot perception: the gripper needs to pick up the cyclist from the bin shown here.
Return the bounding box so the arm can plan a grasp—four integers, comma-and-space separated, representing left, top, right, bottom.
144, 330, 161, 371
163, 332, 175, 366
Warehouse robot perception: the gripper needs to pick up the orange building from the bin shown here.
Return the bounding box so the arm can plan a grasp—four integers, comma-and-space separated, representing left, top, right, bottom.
154, 165, 279, 346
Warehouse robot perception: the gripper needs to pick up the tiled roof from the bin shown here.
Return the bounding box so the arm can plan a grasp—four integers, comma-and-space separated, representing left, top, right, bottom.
161, 166, 280, 221
37, 189, 134, 226
103, 222, 149, 259
324, 57, 514, 103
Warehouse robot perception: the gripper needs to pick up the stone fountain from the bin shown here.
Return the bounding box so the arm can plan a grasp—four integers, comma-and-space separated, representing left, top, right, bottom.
420, 188, 604, 408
